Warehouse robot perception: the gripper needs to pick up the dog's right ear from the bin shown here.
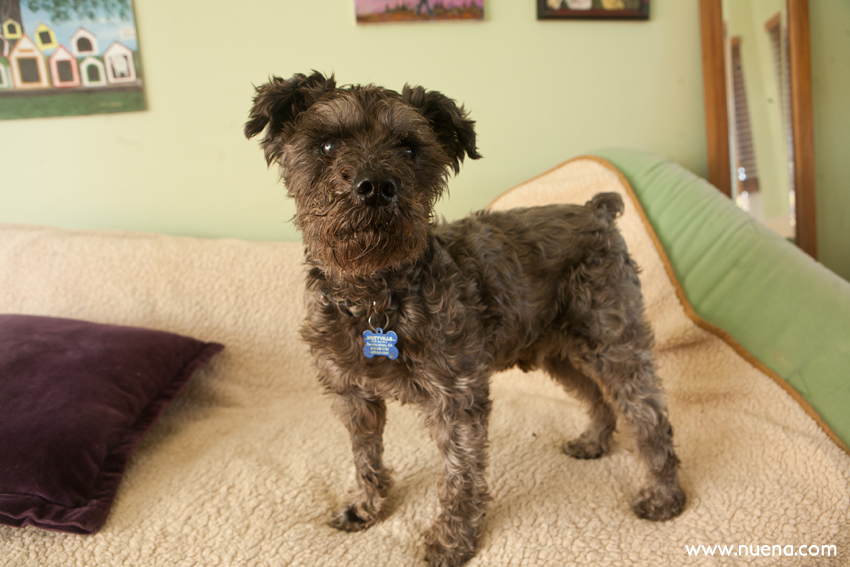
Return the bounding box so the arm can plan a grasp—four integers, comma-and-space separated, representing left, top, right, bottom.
245, 71, 336, 165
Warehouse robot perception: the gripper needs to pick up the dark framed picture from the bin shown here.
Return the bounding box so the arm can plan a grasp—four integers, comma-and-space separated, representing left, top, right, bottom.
538, 0, 650, 20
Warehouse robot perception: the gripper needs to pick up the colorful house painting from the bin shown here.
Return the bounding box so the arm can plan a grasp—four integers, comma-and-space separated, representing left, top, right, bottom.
0, 58, 11, 90
103, 41, 137, 84
34, 23, 57, 51
48, 45, 80, 88
70, 27, 98, 57
9, 34, 49, 89
79, 56, 106, 87
0, 0, 145, 120
3, 19, 22, 40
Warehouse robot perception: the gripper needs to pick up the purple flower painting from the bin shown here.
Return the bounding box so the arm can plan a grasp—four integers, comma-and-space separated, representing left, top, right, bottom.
355, 0, 484, 24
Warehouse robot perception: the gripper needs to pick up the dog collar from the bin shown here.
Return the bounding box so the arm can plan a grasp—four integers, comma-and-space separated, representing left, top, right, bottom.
318, 290, 399, 360
319, 291, 400, 360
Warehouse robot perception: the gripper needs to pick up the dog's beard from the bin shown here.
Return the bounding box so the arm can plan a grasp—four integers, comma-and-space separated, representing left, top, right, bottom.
298, 198, 430, 278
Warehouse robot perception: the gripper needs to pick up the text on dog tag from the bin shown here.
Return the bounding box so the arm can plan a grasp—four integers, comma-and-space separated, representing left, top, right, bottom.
362, 328, 399, 360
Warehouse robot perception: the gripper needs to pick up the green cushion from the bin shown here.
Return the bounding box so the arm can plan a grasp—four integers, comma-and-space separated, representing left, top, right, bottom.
594, 148, 850, 451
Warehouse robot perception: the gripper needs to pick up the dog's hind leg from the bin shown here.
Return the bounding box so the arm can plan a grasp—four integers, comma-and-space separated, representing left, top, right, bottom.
543, 356, 617, 459
328, 390, 393, 531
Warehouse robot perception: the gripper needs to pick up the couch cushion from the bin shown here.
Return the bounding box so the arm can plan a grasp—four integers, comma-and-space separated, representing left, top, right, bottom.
0, 314, 223, 534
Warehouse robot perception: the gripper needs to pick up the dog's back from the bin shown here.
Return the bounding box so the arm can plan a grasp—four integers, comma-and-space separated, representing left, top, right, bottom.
432, 193, 644, 373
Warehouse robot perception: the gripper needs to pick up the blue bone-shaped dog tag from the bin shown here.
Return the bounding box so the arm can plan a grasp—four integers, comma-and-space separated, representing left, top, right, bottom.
362, 328, 399, 360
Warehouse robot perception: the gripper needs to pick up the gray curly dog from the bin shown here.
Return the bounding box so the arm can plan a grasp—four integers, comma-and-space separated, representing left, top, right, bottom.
245, 71, 686, 567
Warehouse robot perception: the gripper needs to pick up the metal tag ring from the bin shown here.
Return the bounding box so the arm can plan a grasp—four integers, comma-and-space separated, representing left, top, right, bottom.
367, 313, 390, 332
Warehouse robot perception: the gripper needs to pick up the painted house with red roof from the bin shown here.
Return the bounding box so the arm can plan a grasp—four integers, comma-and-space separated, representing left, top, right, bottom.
48, 45, 80, 88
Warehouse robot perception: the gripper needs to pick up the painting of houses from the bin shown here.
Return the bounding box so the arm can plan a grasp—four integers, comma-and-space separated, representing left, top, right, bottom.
9, 34, 49, 89
0, 0, 145, 120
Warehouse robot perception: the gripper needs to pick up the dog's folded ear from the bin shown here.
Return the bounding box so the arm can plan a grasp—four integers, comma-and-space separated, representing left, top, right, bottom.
245, 71, 336, 165
402, 85, 481, 174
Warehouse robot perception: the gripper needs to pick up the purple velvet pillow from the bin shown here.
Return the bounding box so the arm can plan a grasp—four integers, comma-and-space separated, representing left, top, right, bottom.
0, 314, 223, 534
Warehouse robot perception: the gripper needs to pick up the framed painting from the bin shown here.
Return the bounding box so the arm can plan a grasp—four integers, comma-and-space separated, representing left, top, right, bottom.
0, 0, 145, 120
538, 0, 650, 20
355, 0, 484, 24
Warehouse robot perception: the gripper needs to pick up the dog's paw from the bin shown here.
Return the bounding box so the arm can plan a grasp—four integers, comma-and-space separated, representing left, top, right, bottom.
424, 540, 475, 567
423, 523, 477, 567
563, 436, 608, 459
328, 504, 377, 532
631, 483, 686, 521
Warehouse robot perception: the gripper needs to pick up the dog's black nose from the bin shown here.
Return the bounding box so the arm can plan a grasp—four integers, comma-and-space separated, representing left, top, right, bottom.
354, 174, 399, 207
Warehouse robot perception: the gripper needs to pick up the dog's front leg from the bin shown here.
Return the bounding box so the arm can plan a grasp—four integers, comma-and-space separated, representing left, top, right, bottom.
328, 390, 393, 531
424, 396, 493, 567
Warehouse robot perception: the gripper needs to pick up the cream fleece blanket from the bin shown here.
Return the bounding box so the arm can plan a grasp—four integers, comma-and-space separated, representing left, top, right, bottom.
1, 157, 848, 566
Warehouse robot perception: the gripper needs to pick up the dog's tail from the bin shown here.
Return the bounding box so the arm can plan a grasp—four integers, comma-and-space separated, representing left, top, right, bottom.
588, 192, 625, 223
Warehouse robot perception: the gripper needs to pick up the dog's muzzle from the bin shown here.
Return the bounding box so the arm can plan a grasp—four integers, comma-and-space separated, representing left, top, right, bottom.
353, 172, 399, 208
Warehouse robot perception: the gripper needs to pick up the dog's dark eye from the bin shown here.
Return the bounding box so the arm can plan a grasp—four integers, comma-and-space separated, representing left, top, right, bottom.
320, 140, 337, 155
401, 144, 414, 158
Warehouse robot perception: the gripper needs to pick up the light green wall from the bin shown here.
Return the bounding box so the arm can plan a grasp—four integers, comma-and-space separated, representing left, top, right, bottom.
0, 0, 705, 241
0, 1, 846, 281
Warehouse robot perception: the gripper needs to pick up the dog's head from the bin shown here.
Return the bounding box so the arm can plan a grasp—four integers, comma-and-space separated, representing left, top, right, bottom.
245, 71, 480, 278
